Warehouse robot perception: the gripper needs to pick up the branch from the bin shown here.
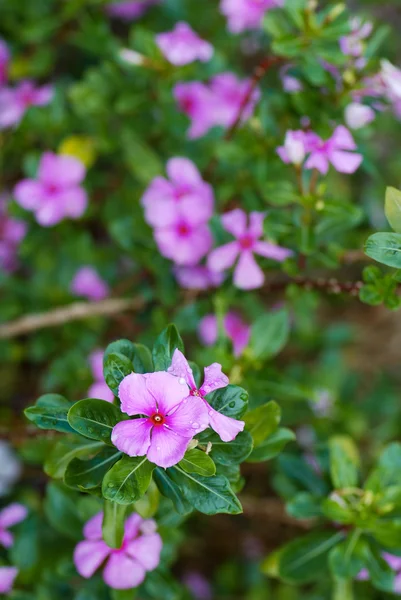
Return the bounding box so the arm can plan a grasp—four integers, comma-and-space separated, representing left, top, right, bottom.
0, 297, 145, 339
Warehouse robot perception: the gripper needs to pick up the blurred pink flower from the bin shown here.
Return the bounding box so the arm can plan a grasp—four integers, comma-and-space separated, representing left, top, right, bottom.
168, 349, 245, 442
0, 194, 27, 273
0, 39, 10, 86
277, 130, 307, 165
112, 371, 208, 468
208, 209, 292, 290
183, 572, 212, 600
106, 0, 159, 20
357, 552, 401, 594
198, 312, 250, 357
14, 152, 87, 226
345, 102, 375, 130
174, 82, 215, 139
88, 350, 114, 403
339, 17, 372, 58
154, 218, 212, 266
174, 265, 224, 290
280, 65, 303, 93
220, 0, 284, 33
304, 126, 363, 175
71, 267, 109, 302
0, 503, 27, 549
156, 22, 213, 66
0, 567, 18, 594
74, 512, 162, 589
0, 80, 53, 129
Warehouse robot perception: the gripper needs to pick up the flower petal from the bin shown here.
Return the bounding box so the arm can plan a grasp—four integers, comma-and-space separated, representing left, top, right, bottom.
126, 533, 162, 570
74, 540, 111, 578
330, 125, 356, 150
0, 567, 18, 594
165, 395, 209, 437
233, 251, 264, 290
329, 150, 362, 174
207, 242, 239, 272
13, 180, 44, 210
83, 512, 103, 541
103, 553, 146, 590
198, 314, 218, 346
58, 187, 88, 219
147, 426, 191, 468
166, 157, 202, 187
111, 419, 152, 458
38, 152, 85, 187
0, 529, 13, 548
254, 241, 293, 262
248, 212, 265, 238
124, 513, 142, 540
168, 349, 196, 390
205, 403, 245, 442
224, 312, 250, 357
0, 503, 27, 528
118, 373, 156, 417
221, 209, 247, 238
88, 382, 115, 403
200, 363, 229, 396
145, 371, 190, 415
304, 152, 329, 174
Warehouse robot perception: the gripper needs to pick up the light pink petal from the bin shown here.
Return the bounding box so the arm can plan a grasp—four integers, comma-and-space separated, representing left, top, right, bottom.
304, 152, 329, 174
38, 152, 86, 187
35, 199, 66, 227
248, 212, 265, 238
74, 540, 111, 578
71, 267, 109, 301
103, 552, 146, 590
224, 313, 250, 357
124, 513, 142, 540
200, 363, 229, 396
154, 223, 212, 266
395, 573, 401, 594
0, 90, 25, 128
168, 349, 196, 390
145, 371, 189, 415
13, 180, 45, 210
32, 84, 53, 106
207, 242, 239, 272
178, 193, 214, 226
143, 196, 178, 228
0, 567, 18, 594
329, 150, 362, 174
330, 125, 356, 150
126, 532, 162, 570
89, 350, 104, 380
0, 503, 27, 528
165, 395, 209, 436
198, 315, 218, 346
147, 426, 190, 468
111, 419, 153, 458
221, 209, 247, 238
118, 373, 156, 417
88, 382, 115, 403
174, 266, 224, 290
58, 187, 88, 219
205, 402, 245, 442
0, 529, 13, 548
383, 553, 401, 572
254, 241, 293, 262
83, 512, 103, 541
276, 146, 290, 163
233, 251, 264, 290
166, 157, 202, 187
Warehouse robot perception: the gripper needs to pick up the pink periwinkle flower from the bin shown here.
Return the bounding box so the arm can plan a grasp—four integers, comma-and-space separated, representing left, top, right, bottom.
0, 567, 18, 594
345, 102, 375, 130
207, 209, 292, 290
220, 0, 284, 34
168, 349, 245, 442
112, 371, 208, 468
304, 126, 363, 175
14, 152, 87, 227
88, 350, 114, 403
277, 130, 307, 165
74, 512, 162, 590
0, 195, 27, 273
156, 22, 213, 67
280, 65, 303, 94
71, 267, 109, 302
198, 312, 250, 357
174, 82, 215, 139
339, 17, 372, 58
380, 60, 401, 103
174, 266, 224, 290
0, 39, 10, 86
0, 80, 53, 129
0, 503, 27, 549
106, 0, 159, 20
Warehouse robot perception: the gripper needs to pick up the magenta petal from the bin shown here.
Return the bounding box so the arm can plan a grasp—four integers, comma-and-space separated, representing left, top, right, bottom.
13, 180, 44, 210
103, 553, 146, 590
124, 513, 142, 540
207, 242, 239, 272
145, 371, 189, 415
178, 194, 214, 226
118, 373, 156, 417
224, 312, 250, 357
233, 251, 264, 290
329, 150, 362, 174
168, 349, 197, 390
331, 125, 356, 150
111, 419, 152, 457
0, 529, 13, 548
248, 212, 265, 238
205, 403, 245, 442
59, 187, 88, 219
305, 152, 329, 174
147, 426, 190, 468
143, 196, 178, 228
166, 157, 202, 186
126, 532, 162, 570
74, 540, 111, 578
221, 209, 247, 238
35, 199, 65, 227
0, 503, 27, 528
0, 567, 18, 594
166, 395, 209, 436
83, 512, 103, 541
88, 382, 114, 403
198, 314, 218, 346
39, 152, 85, 187
254, 241, 293, 262
200, 363, 229, 396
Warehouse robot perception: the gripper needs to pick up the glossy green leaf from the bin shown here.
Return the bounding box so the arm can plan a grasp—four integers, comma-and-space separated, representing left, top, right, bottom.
102, 455, 155, 504
134, 480, 160, 518
104, 339, 136, 364
366, 442, 401, 492
286, 492, 323, 519
24, 394, 74, 433
44, 482, 83, 540
44, 437, 104, 479
68, 398, 123, 445
206, 384, 248, 419
64, 447, 121, 490
329, 436, 360, 490
249, 309, 290, 360
385, 186, 401, 233
328, 534, 368, 580
152, 324, 184, 371
278, 455, 329, 496
153, 468, 193, 515
179, 449, 216, 477
102, 500, 126, 549
244, 401, 281, 446
199, 430, 253, 466
103, 352, 133, 396
247, 427, 295, 462
364, 232, 401, 268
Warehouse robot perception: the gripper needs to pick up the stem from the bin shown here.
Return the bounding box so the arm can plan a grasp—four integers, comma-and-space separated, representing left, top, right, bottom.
333, 578, 354, 600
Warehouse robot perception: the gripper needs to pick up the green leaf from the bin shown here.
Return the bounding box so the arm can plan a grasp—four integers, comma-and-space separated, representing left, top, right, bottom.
104, 339, 153, 375
250, 309, 290, 360
102, 500, 127, 549
206, 384, 248, 419
44, 437, 104, 479
364, 542, 395, 592
134, 480, 160, 518
179, 449, 216, 477
278, 455, 329, 496
277, 530, 345, 584
102, 456, 155, 505
247, 428, 295, 462
329, 534, 367, 580
286, 492, 323, 519
364, 232, 401, 269
110, 590, 137, 600
199, 430, 253, 465
24, 394, 74, 433
329, 436, 360, 489
168, 467, 242, 515
366, 443, 401, 492
244, 401, 281, 446
321, 496, 355, 525
104, 339, 136, 363
153, 468, 193, 515
385, 186, 401, 233
121, 129, 163, 185
152, 324, 184, 371
103, 352, 133, 396
64, 447, 121, 490
44, 482, 83, 540
68, 398, 123, 445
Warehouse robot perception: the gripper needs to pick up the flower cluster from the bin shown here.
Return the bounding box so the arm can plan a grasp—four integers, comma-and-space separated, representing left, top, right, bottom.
71, 267, 109, 302
0, 194, 26, 273
198, 311, 250, 357
74, 511, 162, 590
156, 22, 213, 66
220, 0, 284, 33
0, 503, 27, 594
87, 349, 114, 403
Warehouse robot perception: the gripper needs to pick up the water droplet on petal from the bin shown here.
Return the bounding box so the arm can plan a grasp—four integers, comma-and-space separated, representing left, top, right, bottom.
156, 446, 161, 451
192, 422, 199, 429
179, 377, 186, 385
209, 410, 213, 416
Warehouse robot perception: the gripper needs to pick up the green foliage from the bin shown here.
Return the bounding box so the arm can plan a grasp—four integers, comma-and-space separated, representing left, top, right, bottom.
24, 394, 74, 433
67, 398, 124, 444
102, 455, 155, 505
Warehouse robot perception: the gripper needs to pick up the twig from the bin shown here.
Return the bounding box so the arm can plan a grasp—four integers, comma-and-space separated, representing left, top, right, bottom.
0, 297, 145, 339
264, 276, 364, 297
240, 496, 312, 530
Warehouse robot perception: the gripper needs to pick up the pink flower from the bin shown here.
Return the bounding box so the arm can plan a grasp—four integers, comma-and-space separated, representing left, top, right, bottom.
174, 265, 224, 290
380, 60, 401, 102
0, 39, 10, 86
0, 80, 53, 129
71, 267, 109, 302
207, 209, 292, 290
88, 350, 114, 403
339, 17, 372, 58
112, 371, 208, 468
106, 0, 159, 20
0, 503, 27, 549
168, 349, 244, 442
0, 567, 18, 594
280, 66, 303, 94
174, 82, 215, 139
156, 22, 213, 66
344, 102, 375, 130
304, 126, 363, 175
14, 152, 87, 226
154, 218, 213, 266
74, 512, 162, 590
277, 130, 307, 165
0, 195, 27, 273
220, 0, 284, 33
198, 312, 250, 357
